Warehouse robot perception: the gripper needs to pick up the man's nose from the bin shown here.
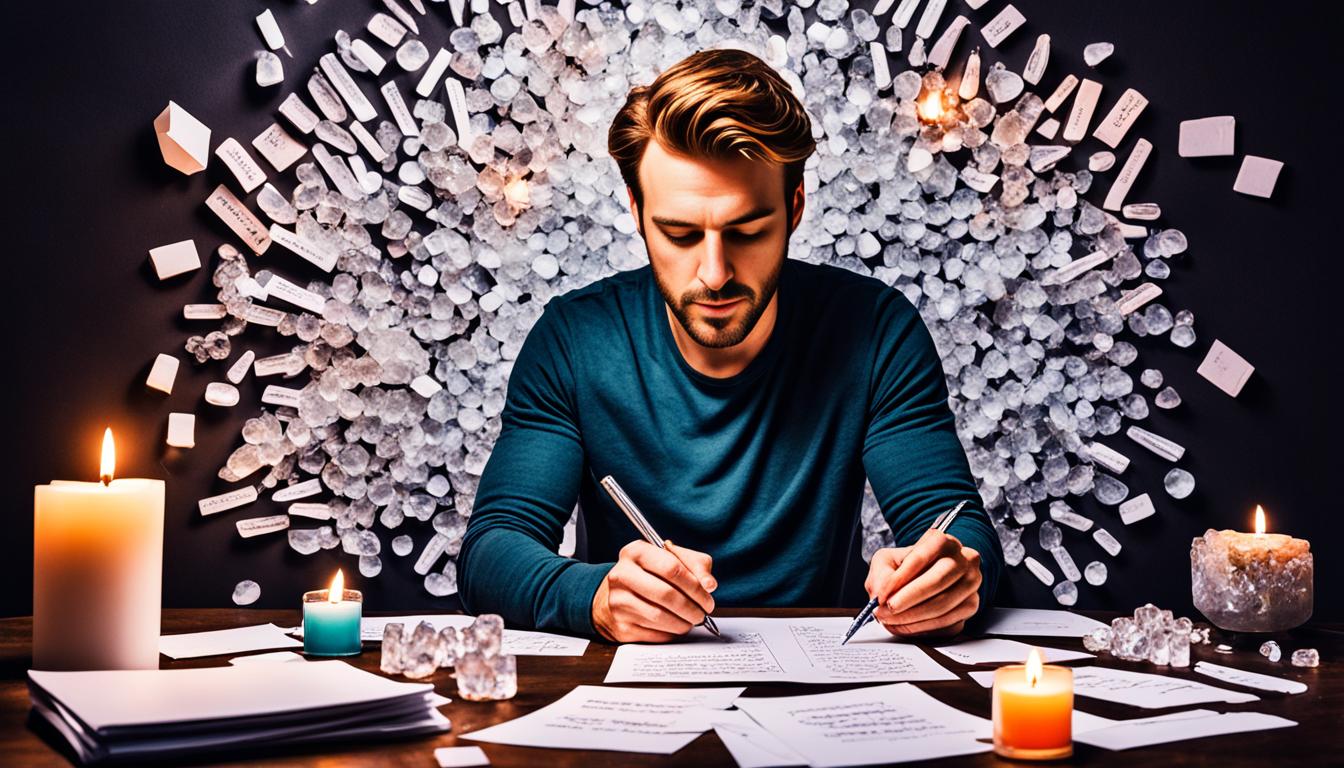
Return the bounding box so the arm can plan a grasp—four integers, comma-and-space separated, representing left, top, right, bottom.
697, 231, 732, 292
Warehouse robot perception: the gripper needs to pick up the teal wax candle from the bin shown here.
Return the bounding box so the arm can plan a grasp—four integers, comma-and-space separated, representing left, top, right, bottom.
302, 578, 362, 656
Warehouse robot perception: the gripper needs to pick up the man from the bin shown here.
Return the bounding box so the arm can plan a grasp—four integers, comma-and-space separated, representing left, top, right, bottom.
458, 48, 1002, 643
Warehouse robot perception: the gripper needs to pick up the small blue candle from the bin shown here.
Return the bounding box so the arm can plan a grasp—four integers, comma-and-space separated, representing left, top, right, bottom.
303, 569, 362, 656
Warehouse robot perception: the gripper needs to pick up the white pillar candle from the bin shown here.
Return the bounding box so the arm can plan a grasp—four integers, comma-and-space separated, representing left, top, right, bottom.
33, 429, 164, 670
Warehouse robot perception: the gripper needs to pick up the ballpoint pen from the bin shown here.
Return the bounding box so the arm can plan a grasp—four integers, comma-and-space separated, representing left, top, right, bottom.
598, 474, 722, 638
839, 499, 969, 645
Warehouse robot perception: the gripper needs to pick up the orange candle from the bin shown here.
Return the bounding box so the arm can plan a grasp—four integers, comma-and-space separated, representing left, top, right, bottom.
992, 648, 1073, 760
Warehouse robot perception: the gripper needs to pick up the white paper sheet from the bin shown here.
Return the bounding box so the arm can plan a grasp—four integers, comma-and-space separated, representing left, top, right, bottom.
1074, 709, 1296, 750
605, 617, 956, 684
1072, 666, 1260, 708
706, 710, 807, 767
967, 670, 996, 688
291, 614, 589, 656
159, 624, 301, 659
932, 638, 1094, 665
733, 683, 992, 767
977, 607, 1109, 637
27, 660, 435, 731
435, 745, 491, 766
1192, 661, 1309, 694
227, 650, 305, 665
461, 685, 743, 754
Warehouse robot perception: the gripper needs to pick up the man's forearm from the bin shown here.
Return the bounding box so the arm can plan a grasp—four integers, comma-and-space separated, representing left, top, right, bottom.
457, 524, 614, 637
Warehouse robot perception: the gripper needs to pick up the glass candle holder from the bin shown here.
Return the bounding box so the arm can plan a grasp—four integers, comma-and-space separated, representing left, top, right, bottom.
992, 663, 1073, 760
302, 588, 363, 656
1191, 529, 1312, 632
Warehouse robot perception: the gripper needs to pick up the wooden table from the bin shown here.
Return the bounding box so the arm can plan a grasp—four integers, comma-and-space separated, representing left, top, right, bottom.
1, 608, 1338, 766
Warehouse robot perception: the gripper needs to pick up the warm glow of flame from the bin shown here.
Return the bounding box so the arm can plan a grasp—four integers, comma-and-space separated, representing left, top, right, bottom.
1254, 505, 1266, 535
1025, 647, 1044, 687
918, 91, 945, 122
100, 428, 116, 485
329, 569, 344, 604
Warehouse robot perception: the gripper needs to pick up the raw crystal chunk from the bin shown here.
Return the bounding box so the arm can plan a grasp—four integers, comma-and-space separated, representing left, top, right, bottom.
1123, 203, 1161, 220
1083, 42, 1114, 66
288, 528, 321, 555
232, 579, 260, 605
1126, 426, 1186, 462
1038, 520, 1063, 549
380, 622, 406, 673
1049, 501, 1093, 531
256, 51, 284, 88
984, 63, 1023, 103
1082, 627, 1111, 651
1084, 560, 1108, 585
403, 621, 442, 679
1290, 649, 1319, 668
1259, 640, 1282, 662
1154, 386, 1181, 409
1163, 468, 1195, 499
1088, 151, 1115, 172
392, 535, 413, 556
1092, 473, 1129, 505
1052, 580, 1077, 606
425, 570, 457, 596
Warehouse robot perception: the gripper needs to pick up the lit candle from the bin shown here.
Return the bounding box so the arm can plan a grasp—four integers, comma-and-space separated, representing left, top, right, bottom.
992, 648, 1073, 760
302, 569, 362, 656
1191, 505, 1313, 632
33, 428, 165, 670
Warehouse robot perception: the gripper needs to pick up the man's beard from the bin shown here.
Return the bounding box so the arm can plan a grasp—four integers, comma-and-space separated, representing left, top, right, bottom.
653, 252, 784, 349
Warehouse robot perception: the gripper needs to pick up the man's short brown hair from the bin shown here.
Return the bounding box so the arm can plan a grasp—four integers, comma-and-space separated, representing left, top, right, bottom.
608, 48, 816, 217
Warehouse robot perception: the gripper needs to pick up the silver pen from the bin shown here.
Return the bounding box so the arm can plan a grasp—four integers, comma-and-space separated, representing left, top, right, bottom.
599, 474, 722, 638
839, 499, 969, 645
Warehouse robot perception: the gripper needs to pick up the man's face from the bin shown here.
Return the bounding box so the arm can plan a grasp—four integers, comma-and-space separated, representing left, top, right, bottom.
631, 140, 803, 349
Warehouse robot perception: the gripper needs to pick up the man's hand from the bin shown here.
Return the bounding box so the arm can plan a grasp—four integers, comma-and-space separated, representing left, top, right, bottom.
592, 540, 717, 643
865, 530, 982, 638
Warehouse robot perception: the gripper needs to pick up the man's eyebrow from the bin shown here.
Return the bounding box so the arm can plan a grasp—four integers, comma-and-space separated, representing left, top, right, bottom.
650, 206, 777, 229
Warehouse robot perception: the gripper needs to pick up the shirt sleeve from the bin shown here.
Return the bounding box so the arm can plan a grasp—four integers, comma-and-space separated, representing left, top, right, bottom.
456, 304, 614, 638
861, 288, 1002, 618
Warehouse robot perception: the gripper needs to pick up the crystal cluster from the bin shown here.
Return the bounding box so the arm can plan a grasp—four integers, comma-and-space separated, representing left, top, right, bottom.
163, 0, 1204, 600
1191, 529, 1313, 632
1081, 602, 1211, 668
380, 614, 517, 699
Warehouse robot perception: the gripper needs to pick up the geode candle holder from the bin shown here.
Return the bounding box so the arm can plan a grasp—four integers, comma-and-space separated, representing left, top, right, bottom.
1191, 529, 1313, 632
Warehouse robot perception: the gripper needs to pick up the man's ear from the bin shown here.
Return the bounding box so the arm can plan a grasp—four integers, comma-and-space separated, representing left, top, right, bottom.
788, 181, 805, 232
626, 186, 642, 236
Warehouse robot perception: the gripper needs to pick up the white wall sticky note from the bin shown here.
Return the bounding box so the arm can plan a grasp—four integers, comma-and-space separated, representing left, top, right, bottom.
153, 101, 211, 175
148, 239, 201, 280
166, 413, 196, 449
1197, 340, 1254, 397
145, 354, 179, 394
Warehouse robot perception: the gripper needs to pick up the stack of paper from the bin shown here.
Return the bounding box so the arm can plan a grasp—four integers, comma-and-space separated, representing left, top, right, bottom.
28, 660, 449, 764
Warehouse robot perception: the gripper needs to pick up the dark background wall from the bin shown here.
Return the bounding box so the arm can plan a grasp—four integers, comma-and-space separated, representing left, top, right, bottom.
3, 1, 1339, 621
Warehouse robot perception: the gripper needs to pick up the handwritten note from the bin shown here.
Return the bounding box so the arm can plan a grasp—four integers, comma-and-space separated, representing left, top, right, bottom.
1072, 666, 1260, 708
462, 685, 743, 754
933, 637, 1094, 665
733, 683, 992, 767
604, 617, 957, 684
977, 607, 1109, 637
1192, 661, 1308, 694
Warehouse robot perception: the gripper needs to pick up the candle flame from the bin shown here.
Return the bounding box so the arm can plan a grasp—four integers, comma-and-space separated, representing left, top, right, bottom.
100, 428, 116, 486
1025, 647, 1044, 687
1254, 505, 1266, 535
918, 91, 945, 123
329, 569, 344, 604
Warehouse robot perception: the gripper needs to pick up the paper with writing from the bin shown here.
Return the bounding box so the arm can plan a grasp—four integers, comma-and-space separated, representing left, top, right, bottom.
933, 637, 1094, 665
205, 184, 271, 254
1072, 666, 1260, 708
1192, 661, 1308, 694
159, 624, 301, 659
978, 607, 1109, 637
462, 685, 743, 753
604, 617, 957, 684
733, 683, 992, 767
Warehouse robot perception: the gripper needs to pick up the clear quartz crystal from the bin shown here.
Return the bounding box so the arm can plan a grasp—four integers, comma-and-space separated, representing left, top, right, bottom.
1169, 628, 1191, 667
232, 580, 260, 605
1290, 648, 1319, 668
1260, 640, 1282, 662
380, 622, 406, 674
1084, 560, 1108, 585
1164, 468, 1195, 499
1083, 627, 1112, 652
1192, 529, 1313, 632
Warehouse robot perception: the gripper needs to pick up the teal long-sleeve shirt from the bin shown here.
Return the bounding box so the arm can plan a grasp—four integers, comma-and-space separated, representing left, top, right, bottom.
457, 259, 1002, 638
